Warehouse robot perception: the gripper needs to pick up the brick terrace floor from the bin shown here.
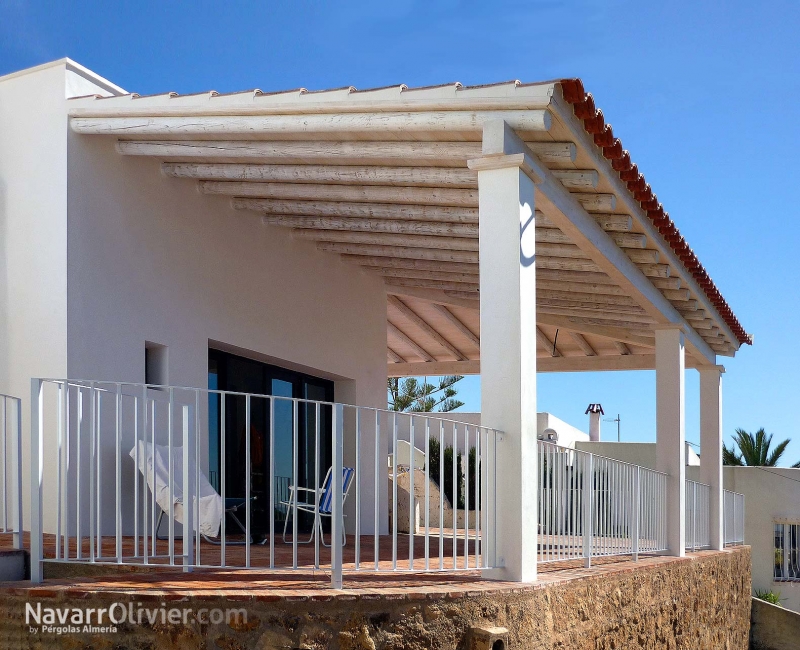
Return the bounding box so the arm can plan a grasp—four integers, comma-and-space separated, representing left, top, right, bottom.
0, 532, 743, 601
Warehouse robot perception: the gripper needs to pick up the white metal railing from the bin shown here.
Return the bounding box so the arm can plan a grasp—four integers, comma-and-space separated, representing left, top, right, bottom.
685, 479, 711, 551
0, 393, 23, 548
537, 440, 668, 565
30, 378, 501, 585
723, 488, 745, 546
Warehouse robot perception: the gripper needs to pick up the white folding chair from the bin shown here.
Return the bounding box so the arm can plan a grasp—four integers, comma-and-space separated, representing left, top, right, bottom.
282, 466, 355, 547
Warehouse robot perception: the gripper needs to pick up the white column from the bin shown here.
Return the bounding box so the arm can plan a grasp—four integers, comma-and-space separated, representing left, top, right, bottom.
699, 365, 724, 550
475, 154, 538, 582
655, 326, 686, 556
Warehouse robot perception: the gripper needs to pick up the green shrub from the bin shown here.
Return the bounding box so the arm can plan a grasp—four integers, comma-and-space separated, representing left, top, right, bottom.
754, 588, 784, 605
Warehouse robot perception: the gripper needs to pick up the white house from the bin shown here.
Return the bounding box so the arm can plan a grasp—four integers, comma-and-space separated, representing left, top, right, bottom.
0, 59, 752, 586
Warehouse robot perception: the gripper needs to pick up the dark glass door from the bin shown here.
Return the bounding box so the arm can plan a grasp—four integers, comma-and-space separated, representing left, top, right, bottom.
208, 349, 334, 536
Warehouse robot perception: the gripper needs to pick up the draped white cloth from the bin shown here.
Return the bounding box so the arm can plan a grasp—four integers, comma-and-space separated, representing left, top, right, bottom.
129, 441, 223, 537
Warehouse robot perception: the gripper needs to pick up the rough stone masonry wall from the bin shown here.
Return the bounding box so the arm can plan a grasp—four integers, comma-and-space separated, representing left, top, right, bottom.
0, 548, 750, 649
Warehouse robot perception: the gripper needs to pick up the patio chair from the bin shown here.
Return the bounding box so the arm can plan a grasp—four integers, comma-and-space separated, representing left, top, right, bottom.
281, 467, 355, 547
130, 441, 254, 546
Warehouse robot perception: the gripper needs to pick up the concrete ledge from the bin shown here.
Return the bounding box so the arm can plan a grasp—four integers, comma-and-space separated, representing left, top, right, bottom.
751, 597, 800, 650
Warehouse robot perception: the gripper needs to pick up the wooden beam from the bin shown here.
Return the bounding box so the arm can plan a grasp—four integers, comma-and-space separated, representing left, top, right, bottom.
536, 313, 654, 329
116, 139, 577, 166
316, 242, 479, 263
431, 304, 481, 350
551, 169, 599, 189
538, 211, 632, 232
361, 266, 479, 283
568, 331, 597, 356
295, 229, 478, 251
204, 181, 478, 207
72, 109, 553, 136
613, 341, 632, 355
261, 215, 478, 237
536, 326, 562, 357
535, 313, 655, 348
572, 193, 616, 212
387, 347, 406, 363
536, 227, 647, 249
233, 197, 479, 222
537, 289, 640, 307
385, 277, 479, 292
163, 163, 479, 188
340, 255, 478, 273
385, 284, 479, 310
537, 354, 699, 373
535, 243, 659, 265
537, 298, 648, 317
387, 360, 480, 377
388, 295, 467, 361
387, 321, 435, 362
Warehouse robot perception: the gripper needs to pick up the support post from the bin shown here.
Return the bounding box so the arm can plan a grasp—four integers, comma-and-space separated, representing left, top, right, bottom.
655, 326, 686, 556
471, 120, 539, 582
331, 403, 344, 589
30, 379, 44, 583
13, 396, 23, 550
699, 365, 724, 550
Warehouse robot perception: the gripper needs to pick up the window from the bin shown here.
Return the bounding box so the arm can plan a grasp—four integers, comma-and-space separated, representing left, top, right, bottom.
774, 523, 800, 581
145, 342, 168, 386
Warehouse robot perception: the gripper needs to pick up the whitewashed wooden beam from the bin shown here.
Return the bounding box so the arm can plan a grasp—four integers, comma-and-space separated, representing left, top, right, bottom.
294, 229, 478, 251
568, 331, 597, 356
316, 242, 479, 263
431, 304, 480, 350
536, 227, 647, 250
537, 298, 648, 317
387, 360, 480, 377
387, 321, 435, 362
536, 327, 562, 357
339, 255, 478, 273
385, 284, 479, 309
388, 295, 467, 361
116, 139, 576, 166
551, 169, 599, 189
205, 181, 478, 207
361, 266, 479, 283
387, 348, 406, 363
261, 215, 478, 237
536, 243, 659, 265
537, 354, 700, 373
535, 310, 654, 328
385, 277, 479, 292
538, 289, 639, 307
535, 313, 655, 348
537, 211, 632, 232
163, 163, 479, 188
233, 197, 478, 223
72, 109, 553, 136
573, 193, 616, 212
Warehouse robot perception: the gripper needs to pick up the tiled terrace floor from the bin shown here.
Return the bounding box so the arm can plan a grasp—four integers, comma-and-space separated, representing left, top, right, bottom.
0, 532, 741, 601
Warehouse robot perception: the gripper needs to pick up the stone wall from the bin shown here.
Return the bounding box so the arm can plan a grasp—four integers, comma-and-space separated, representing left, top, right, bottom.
0, 548, 750, 649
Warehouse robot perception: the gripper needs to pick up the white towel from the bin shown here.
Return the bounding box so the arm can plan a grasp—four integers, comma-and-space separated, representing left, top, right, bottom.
129, 441, 223, 538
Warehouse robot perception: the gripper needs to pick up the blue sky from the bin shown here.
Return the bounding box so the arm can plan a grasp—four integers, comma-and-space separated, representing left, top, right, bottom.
2, 1, 799, 462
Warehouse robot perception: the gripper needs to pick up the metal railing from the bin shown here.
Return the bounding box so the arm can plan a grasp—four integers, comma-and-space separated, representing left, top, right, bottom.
685, 479, 711, 551
29, 378, 501, 586
723, 488, 745, 546
537, 440, 668, 565
0, 393, 23, 548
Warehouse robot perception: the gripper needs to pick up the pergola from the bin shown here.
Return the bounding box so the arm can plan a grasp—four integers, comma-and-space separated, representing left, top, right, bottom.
67, 77, 751, 581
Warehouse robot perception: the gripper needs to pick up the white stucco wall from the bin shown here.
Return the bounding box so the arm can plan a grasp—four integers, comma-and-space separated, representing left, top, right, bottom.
576, 441, 700, 467
2, 61, 390, 537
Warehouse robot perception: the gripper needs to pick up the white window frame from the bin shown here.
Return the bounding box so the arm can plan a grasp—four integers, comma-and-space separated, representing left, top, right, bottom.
774, 521, 800, 582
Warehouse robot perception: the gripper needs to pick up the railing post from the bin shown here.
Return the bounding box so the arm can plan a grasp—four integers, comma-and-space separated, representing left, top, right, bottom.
13, 397, 23, 550
182, 403, 193, 573
30, 379, 44, 583
331, 403, 344, 589
632, 465, 640, 561
582, 453, 593, 568
691, 481, 697, 552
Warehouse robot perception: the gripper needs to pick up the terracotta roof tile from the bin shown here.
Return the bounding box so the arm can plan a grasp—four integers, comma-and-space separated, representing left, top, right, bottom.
558, 78, 750, 346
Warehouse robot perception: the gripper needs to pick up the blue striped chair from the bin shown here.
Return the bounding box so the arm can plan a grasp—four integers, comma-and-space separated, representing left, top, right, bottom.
281, 466, 355, 547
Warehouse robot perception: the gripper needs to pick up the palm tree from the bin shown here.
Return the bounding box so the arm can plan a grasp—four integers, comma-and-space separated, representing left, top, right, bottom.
723, 428, 800, 467
387, 375, 465, 412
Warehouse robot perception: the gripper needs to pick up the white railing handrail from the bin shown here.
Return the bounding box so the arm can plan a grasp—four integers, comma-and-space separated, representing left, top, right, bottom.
723, 488, 745, 546
30, 378, 502, 585
537, 438, 669, 476
0, 393, 23, 548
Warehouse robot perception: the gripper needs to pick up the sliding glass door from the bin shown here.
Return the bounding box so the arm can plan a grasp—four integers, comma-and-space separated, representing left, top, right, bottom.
208, 349, 334, 537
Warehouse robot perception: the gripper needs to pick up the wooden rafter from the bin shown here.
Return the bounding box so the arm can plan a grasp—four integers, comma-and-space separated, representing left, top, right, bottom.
387, 295, 467, 361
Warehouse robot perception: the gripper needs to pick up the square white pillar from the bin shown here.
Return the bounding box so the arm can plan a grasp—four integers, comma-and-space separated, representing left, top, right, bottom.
475, 157, 538, 582
655, 325, 686, 556
699, 365, 724, 550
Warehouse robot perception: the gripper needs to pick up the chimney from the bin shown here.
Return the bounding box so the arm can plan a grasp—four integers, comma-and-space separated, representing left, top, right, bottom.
585, 403, 604, 442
